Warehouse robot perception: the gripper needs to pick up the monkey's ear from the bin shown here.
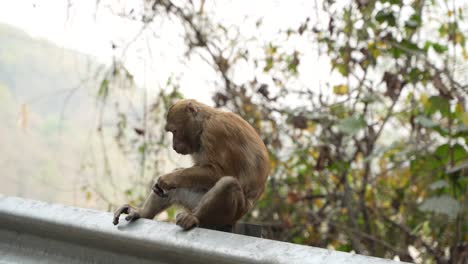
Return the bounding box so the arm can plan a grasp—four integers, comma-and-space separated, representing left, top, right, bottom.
186, 102, 198, 114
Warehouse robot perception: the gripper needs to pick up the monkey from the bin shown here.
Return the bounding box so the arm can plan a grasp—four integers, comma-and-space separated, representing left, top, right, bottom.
113, 99, 270, 230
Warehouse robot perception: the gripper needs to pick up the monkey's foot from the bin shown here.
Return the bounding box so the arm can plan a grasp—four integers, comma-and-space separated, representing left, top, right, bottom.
176, 212, 199, 230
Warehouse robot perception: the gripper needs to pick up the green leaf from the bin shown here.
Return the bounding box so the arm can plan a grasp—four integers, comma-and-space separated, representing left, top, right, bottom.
375, 10, 396, 26
336, 63, 348, 76
419, 195, 461, 219
292, 236, 305, 244
266, 43, 278, 55
336, 244, 352, 252
424, 41, 448, 54
405, 14, 422, 29
338, 116, 366, 135
375, 11, 387, 23
434, 143, 467, 164
426, 96, 450, 116
435, 144, 450, 162
333, 84, 348, 95
138, 143, 147, 154
415, 115, 437, 128
421, 221, 431, 236
330, 103, 346, 118
452, 143, 468, 163
382, 0, 402, 4
264, 57, 274, 72
432, 43, 448, 53
85, 191, 92, 201
166, 207, 176, 220
439, 24, 448, 37
98, 79, 109, 99
400, 39, 420, 52
286, 52, 300, 74
389, 46, 403, 58
411, 155, 440, 172
408, 68, 422, 83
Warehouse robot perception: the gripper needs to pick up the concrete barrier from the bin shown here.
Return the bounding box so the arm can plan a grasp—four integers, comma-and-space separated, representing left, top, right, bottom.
0, 195, 407, 264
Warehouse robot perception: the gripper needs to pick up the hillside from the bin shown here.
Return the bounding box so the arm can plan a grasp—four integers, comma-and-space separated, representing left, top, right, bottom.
0, 22, 101, 205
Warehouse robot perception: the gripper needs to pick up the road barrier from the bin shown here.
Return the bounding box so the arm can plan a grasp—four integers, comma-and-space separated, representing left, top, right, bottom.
0, 195, 406, 264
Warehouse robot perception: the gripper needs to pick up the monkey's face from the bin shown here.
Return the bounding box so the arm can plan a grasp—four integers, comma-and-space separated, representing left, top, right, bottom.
165, 103, 201, 155
167, 125, 193, 155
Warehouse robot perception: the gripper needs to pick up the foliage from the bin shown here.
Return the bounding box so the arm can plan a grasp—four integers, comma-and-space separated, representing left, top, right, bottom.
88, 1, 468, 263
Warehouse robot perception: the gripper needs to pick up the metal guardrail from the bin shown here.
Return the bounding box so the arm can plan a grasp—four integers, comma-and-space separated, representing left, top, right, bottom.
0, 195, 406, 264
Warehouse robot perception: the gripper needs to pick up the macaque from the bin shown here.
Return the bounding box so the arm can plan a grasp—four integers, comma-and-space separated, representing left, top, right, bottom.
113, 99, 270, 230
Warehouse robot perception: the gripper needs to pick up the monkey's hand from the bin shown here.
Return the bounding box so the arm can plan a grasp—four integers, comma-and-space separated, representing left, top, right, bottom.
113, 204, 140, 225
153, 173, 178, 197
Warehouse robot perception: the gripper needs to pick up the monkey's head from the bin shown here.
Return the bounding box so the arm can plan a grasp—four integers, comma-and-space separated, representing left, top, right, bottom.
165, 100, 203, 155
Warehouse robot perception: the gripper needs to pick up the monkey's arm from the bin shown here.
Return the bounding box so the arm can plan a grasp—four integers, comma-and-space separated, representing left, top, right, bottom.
155, 165, 221, 191
113, 191, 171, 225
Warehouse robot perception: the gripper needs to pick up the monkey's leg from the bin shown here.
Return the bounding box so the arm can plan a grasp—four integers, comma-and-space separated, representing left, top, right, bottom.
175, 176, 246, 230
113, 191, 172, 225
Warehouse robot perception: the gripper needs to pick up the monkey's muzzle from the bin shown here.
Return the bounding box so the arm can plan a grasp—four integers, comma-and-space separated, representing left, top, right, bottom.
153, 184, 169, 198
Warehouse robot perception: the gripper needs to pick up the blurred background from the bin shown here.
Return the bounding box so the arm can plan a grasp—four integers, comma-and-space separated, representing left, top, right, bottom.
0, 0, 467, 263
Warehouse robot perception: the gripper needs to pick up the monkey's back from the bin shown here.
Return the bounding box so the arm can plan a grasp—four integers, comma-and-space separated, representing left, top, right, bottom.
201, 110, 270, 205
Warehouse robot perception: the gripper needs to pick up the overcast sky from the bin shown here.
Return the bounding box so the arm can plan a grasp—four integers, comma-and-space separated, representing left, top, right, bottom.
0, 0, 328, 105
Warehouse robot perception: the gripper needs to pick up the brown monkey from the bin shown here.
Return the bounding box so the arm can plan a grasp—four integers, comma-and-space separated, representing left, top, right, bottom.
113, 99, 270, 230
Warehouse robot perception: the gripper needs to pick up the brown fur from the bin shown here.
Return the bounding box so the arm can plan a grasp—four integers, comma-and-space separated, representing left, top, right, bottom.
113, 99, 270, 230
